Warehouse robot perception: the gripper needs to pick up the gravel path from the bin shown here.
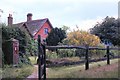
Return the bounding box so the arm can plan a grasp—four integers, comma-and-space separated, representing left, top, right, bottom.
26, 65, 38, 80
26, 65, 48, 80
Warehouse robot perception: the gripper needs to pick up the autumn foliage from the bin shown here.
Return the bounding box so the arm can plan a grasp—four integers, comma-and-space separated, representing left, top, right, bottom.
63, 29, 100, 46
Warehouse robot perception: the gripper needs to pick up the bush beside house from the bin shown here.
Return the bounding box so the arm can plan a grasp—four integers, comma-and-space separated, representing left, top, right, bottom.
1, 23, 34, 66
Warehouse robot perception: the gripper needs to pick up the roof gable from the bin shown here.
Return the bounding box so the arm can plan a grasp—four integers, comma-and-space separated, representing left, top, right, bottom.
13, 18, 53, 37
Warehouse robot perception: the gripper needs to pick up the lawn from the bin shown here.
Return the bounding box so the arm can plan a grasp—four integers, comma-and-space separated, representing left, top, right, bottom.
28, 56, 119, 79
2, 64, 34, 79
47, 58, 119, 78
1, 56, 37, 79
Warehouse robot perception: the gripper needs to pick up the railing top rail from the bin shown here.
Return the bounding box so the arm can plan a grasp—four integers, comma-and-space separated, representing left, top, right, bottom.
46, 45, 86, 49
46, 45, 120, 50
89, 47, 106, 50
109, 48, 120, 50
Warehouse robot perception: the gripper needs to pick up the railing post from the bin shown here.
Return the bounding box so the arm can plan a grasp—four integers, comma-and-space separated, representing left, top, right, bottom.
43, 44, 46, 80
85, 45, 89, 70
106, 46, 110, 65
38, 35, 41, 80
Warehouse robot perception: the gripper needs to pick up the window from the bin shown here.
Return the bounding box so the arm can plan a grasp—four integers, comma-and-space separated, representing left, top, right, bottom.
44, 28, 48, 34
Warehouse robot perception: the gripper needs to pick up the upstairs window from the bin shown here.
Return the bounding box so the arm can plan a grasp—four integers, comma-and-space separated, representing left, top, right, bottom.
44, 28, 48, 34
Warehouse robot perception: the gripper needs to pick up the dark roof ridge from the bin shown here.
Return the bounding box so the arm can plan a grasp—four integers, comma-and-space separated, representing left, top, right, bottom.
26, 18, 48, 22
13, 18, 48, 25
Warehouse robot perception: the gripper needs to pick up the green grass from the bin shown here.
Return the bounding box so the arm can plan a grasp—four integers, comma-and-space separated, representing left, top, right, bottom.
89, 58, 119, 68
47, 58, 119, 78
2, 64, 34, 78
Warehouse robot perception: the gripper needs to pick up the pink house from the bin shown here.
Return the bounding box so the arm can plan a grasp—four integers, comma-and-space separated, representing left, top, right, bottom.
8, 13, 53, 41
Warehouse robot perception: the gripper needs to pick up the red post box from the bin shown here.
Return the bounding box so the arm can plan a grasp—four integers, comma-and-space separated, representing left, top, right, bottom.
2, 38, 19, 65
12, 39, 19, 65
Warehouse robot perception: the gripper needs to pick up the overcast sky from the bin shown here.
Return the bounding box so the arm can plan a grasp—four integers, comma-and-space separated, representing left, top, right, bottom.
0, 0, 119, 31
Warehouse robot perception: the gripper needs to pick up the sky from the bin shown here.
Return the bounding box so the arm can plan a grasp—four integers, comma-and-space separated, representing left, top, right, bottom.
0, 0, 119, 31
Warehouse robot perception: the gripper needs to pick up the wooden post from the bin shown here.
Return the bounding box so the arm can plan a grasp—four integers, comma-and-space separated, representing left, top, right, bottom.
38, 35, 41, 80
43, 45, 46, 80
85, 45, 89, 70
106, 46, 110, 65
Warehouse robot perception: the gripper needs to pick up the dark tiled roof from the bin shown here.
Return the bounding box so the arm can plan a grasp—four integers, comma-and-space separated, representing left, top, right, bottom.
13, 18, 52, 37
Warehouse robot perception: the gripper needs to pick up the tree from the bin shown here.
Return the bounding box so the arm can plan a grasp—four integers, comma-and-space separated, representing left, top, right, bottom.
61, 25, 70, 33
26, 39, 38, 56
63, 29, 100, 46
46, 27, 66, 46
2, 25, 29, 53
2, 23, 32, 64
90, 16, 120, 46
62, 29, 101, 58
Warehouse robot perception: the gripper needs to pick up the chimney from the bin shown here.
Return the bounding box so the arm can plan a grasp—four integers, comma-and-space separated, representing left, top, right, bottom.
27, 13, 32, 21
8, 14, 13, 26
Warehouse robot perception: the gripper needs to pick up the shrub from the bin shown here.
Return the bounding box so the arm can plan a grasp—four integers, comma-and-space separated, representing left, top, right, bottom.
46, 51, 60, 59
63, 30, 100, 46
1, 23, 32, 65
57, 49, 76, 58
75, 49, 86, 58
46, 49, 76, 59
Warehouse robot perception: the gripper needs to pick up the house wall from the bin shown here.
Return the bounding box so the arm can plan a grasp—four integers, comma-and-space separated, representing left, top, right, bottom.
34, 21, 52, 41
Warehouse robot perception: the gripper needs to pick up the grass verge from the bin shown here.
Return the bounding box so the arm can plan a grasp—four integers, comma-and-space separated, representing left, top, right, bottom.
2, 64, 34, 78
47, 58, 119, 78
